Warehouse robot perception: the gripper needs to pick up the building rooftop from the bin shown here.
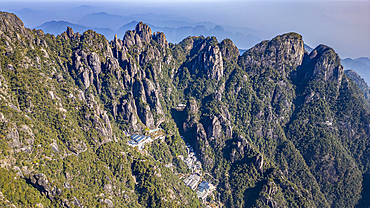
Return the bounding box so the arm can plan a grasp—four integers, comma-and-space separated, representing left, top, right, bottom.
199, 181, 210, 190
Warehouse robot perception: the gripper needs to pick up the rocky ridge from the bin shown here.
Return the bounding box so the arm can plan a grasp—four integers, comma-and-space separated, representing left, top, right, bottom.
0, 11, 370, 208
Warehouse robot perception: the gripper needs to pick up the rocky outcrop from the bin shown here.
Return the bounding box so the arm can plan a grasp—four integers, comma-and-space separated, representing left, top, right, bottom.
121, 96, 138, 131
255, 153, 264, 173
7, 127, 20, 149
101, 198, 114, 208
236, 135, 252, 155
133, 79, 155, 129
240, 32, 305, 77
135, 22, 152, 44
0, 12, 28, 36
299, 44, 344, 105
29, 173, 57, 201
220, 39, 239, 64
205, 115, 222, 139
183, 98, 199, 132
190, 43, 224, 81
153, 32, 168, 48
259, 182, 280, 208
123, 22, 153, 48
301, 45, 343, 84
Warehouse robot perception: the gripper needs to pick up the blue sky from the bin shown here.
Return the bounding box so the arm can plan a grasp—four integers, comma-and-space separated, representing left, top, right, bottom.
1, 0, 369, 58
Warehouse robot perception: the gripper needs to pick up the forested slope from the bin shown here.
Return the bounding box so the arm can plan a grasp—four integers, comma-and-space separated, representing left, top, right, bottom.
1, 12, 370, 207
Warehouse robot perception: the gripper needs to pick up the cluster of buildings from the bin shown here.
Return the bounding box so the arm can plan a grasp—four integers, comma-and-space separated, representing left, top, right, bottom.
180, 136, 216, 204
183, 143, 202, 174
128, 129, 217, 205
127, 128, 164, 151
196, 181, 216, 203
183, 174, 201, 190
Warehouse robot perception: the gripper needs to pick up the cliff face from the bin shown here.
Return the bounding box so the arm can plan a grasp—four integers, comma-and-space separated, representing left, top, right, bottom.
1, 12, 370, 208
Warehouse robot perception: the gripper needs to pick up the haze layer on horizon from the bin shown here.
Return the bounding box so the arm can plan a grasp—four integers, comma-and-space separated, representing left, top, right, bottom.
1, 0, 369, 59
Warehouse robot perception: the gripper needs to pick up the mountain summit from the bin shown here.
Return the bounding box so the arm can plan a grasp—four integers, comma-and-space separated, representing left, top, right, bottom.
1, 12, 370, 207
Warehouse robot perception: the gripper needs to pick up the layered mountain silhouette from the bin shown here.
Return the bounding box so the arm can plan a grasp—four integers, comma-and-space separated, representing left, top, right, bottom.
35, 12, 261, 50
342, 57, 370, 85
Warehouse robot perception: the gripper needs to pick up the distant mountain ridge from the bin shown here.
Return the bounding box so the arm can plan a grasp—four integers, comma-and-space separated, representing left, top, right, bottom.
35, 12, 261, 50
341, 57, 370, 85
36, 20, 116, 39
344, 70, 370, 102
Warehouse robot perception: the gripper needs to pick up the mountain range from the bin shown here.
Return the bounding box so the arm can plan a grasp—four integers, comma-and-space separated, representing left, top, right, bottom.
33, 12, 261, 50
1, 11, 370, 208
36, 19, 261, 51
342, 57, 370, 85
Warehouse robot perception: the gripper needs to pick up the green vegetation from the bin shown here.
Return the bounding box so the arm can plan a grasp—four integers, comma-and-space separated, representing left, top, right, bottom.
0, 12, 370, 208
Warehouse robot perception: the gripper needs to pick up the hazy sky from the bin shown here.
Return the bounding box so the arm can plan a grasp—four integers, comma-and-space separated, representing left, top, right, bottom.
1, 0, 369, 58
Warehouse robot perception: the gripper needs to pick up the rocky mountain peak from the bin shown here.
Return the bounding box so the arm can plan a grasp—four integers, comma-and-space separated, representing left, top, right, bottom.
0, 12, 27, 36
302, 44, 343, 84
66, 26, 75, 39
1, 11, 370, 208
220, 39, 239, 63
153, 32, 167, 48
123, 22, 168, 49
135, 21, 152, 43
239, 32, 305, 77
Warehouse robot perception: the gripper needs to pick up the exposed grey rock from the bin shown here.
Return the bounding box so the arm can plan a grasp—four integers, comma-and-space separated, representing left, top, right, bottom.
206, 116, 222, 139
50, 139, 59, 152
21, 166, 31, 175
203, 45, 224, 81
255, 153, 264, 173
344, 70, 370, 100
66, 26, 75, 39
153, 32, 168, 48
78, 90, 86, 101
6, 64, 14, 71
30, 173, 54, 200
72, 197, 82, 207
13, 166, 23, 177
8, 103, 20, 112
7, 127, 20, 149
142, 79, 165, 126
93, 115, 111, 138
113, 101, 118, 119
0, 112, 8, 122
121, 98, 137, 123
64, 182, 71, 189
89, 52, 102, 75
101, 199, 114, 208
187, 99, 198, 113
196, 123, 207, 143
135, 22, 152, 43
306, 45, 343, 85
105, 57, 120, 74
56, 188, 62, 195
230, 149, 236, 163
240, 32, 305, 78
101, 112, 112, 138
19, 125, 35, 145
0, 12, 28, 36
133, 80, 156, 129
82, 69, 90, 89
122, 30, 137, 48
104, 183, 113, 195
19, 145, 33, 154
56, 73, 64, 83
